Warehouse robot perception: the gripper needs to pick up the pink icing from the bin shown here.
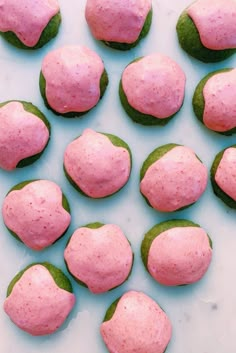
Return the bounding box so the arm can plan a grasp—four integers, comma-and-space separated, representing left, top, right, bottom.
122, 54, 186, 119
85, 0, 152, 43
0, 102, 49, 171
147, 227, 212, 286
2, 180, 71, 250
140, 146, 208, 212
100, 291, 172, 353
0, 0, 59, 47
42, 46, 104, 114
203, 69, 236, 132
64, 224, 133, 294
64, 129, 131, 198
215, 147, 236, 200
187, 0, 236, 50
4, 265, 75, 336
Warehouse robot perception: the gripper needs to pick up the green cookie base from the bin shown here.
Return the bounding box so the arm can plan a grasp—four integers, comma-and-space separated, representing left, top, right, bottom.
0, 12, 61, 50
176, 11, 235, 63
103, 297, 121, 322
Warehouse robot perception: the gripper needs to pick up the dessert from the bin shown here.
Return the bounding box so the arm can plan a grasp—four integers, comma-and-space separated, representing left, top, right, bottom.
64, 129, 132, 198
120, 53, 186, 125
101, 291, 172, 353
140, 144, 208, 212
40, 45, 108, 117
2, 180, 71, 250
4, 262, 76, 336
64, 223, 133, 294
0, 101, 50, 171
141, 219, 212, 286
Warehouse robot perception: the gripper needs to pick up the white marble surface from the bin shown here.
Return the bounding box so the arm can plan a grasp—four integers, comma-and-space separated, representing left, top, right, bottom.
0, 0, 236, 352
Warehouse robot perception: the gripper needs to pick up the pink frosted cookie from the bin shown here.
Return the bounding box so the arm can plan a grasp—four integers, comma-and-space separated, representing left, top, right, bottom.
40, 45, 108, 117
120, 53, 186, 125
101, 291, 172, 353
4, 263, 75, 336
0, 101, 50, 171
140, 144, 208, 212
64, 223, 133, 294
85, 0, 152, 50
64, 129, 132, 198
2, 180, 71, 250
0, 0, 61, 49
141, 219, 212, 286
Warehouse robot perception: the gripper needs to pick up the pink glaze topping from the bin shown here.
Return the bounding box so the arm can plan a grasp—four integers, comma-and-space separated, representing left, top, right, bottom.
0, 102, 49, 171
100, 291, 172, 353
122, 54, 186, 119
140, 146, 208, 212
203, 69, 236, 132
64, 224, 133, 294
85, 0, 152, 43
0, 0, 59, 47
42, 46, 104, 114
2, 180, 71, 250
215, 147, 236, 200
4, 265, 75, 336
187, 0, 236, 50
147, 226, 212, 286
64, 129, 131, 198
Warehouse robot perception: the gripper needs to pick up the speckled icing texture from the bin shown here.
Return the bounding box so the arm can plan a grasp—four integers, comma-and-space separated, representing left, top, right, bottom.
0, 102, 49, 171
122, 54, 186, 119
215, 148, 236, 200
4, 265, 75, 336
64, 129, 131, 198
187, 0, 236, 50
85, 0, 152, 43
203, 69, 236, 132
147, 227, 212, 286
0, 0, 59, 47
2, 180, 71, 250
140, 146, 208, 212
64, 224, 133, 293
42, 46, 104, 114
101, 291, 172, 353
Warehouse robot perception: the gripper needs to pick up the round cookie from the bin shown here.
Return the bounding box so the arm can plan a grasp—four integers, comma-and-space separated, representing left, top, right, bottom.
85, 0, 152, 50
64, 222, 133, 294
101, 291, 172, 353
211, 145, 236, 209
141, 219, 212, 286
176, 0, 236, 63
193, 68, 236, 135
40, 45, 108, 117
0, 100, 50, 171
120, 53, 186, 125
64, 129, 132, 198
140, 144, 208, 212
2, 180, 71, 250
4, 262, 75, 336
0, 0, 61, 49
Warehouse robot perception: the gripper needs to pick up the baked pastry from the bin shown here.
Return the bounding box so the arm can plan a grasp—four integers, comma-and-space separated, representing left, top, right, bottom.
140, 144, 208, 212
0, 0, 61, 49
120, 53, 186, 125
101, 291, 172, 353
2, 180, 71, 250
64, 129, 132, 198
4, 262, 75, 336
211, 145, 236, 208
64, 222, 133, 293
40, 45, 108, 117
176, 0, 236, 62
193, 68, 236, 135
85, 0, 152, 50
141, 219, 212, 286
0, 101, 50, 171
